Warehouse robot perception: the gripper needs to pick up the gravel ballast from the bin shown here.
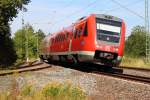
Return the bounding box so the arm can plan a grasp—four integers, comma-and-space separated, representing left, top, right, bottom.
0, 63, 150, 100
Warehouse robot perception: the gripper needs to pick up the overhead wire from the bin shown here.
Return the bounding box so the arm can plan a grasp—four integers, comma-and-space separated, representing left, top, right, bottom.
104, 0, 143, 14
61, 0, 74, 10
110, 0, 144, 19
32, 0, 144, 33
53, 0, 99, 25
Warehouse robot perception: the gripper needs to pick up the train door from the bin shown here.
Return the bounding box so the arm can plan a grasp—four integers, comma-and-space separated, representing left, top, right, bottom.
71, 22, 85, 52
68, 31, 73, 53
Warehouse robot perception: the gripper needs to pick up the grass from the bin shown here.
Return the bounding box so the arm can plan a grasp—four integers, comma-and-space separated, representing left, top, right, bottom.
0, 81, 86, 100
120, 56, 150, 69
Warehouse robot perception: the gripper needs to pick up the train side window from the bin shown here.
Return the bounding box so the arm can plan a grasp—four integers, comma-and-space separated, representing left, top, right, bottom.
62, 35, 64, 41
56, 36, 58, 42
63, 35, 65, 41
66, 32, 69, 40
61, 35, 63, 41
56, 36, 58, 43
74, 28, 77, 39
53, 38, 55, 43
57, 36, 59, 42
59, 35, 61, 42
52, 38, 54, 44
57, 35, 59, 42
54, 38, 56, 43
58, 35, 60, 42
83, 22, 88, 36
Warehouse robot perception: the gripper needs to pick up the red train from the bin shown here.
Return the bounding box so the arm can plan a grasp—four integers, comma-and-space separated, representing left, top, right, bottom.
39, 14, 126, 66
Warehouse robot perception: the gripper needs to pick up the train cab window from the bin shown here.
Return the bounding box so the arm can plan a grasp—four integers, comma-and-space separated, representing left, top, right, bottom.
77, 27, 82, 38
83, 22, 88, 36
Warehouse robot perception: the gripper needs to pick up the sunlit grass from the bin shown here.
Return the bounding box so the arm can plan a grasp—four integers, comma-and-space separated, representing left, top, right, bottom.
0, 81, 86, 100
120, 56, 150, 69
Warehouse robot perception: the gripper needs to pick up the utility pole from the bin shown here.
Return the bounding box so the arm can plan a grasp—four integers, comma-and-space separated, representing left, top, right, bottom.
145, 0, 150, 63
25, 22, 29, 63
22, 17, 24, 61
36, 31, 39, 60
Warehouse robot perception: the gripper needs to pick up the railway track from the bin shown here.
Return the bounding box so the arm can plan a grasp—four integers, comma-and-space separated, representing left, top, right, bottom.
120, 66, 150, 72
92, 71, 150, 84
1, 61, 150, 84
0, 61, 51, 76
49, 62, 150, 84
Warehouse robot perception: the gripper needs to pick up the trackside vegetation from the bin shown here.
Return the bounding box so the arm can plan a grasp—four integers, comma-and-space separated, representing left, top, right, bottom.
13, 24, 45, 61
0, 0, 31, 67
121, 25, 150, 68
0, 82, 86, 100
125, 26, 146, 57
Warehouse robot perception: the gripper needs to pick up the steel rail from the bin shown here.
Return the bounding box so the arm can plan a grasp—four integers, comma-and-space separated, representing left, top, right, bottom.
93, 71, 150, 84
0, 62, 51, 76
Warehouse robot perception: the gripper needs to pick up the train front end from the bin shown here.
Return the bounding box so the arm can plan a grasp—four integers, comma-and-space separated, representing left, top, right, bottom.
94, 14, 125, 66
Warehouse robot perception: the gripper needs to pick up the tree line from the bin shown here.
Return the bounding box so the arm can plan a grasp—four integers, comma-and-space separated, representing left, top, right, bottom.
0, 0, 147, 68
0, 0, 31, 67
0, 0, 45, 67
125, 26, 146, 57
13, 24, 45, 61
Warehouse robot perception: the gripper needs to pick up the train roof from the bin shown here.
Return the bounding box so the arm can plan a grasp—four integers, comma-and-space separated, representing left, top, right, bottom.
44, 14, 123, 39
95, 14, 122, 22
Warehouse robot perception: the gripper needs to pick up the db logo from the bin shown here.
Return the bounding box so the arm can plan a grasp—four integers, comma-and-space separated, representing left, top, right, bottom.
105, 46, 110, 51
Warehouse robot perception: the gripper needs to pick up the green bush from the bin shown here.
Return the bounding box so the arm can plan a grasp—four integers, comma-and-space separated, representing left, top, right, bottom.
21, 84, 33, 96
125, 26, 146, 57
0, 82, 86, 100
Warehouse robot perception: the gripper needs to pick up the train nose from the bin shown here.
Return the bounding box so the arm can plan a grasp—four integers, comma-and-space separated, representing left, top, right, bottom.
96, 45, 119, 53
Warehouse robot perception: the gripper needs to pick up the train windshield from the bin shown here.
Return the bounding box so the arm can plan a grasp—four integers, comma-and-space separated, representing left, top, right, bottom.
96, 18, 122, 43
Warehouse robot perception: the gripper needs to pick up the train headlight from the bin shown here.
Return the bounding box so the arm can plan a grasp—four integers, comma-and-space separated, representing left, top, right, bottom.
115, 48, 118, 52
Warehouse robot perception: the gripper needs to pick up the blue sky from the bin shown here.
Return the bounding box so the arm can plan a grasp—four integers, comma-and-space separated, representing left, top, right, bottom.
10, 0, 148, 37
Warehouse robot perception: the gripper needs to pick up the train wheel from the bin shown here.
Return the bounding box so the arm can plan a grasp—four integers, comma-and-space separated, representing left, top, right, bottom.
47, 57, 52, 64
39, 55, 44, 62
72, 54, 79, 64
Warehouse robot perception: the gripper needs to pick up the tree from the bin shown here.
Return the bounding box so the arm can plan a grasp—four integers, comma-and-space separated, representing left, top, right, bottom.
0, 0, 30, 67
13, 28, 26, 60
125, 26, 146, 57
13, 24, 45, 60
0, 37, 17, 67
0, 0, 31, 37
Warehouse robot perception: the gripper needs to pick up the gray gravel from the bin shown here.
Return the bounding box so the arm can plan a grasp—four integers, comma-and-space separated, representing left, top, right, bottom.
0, 64, 150, 100
123, 68, 150, 78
